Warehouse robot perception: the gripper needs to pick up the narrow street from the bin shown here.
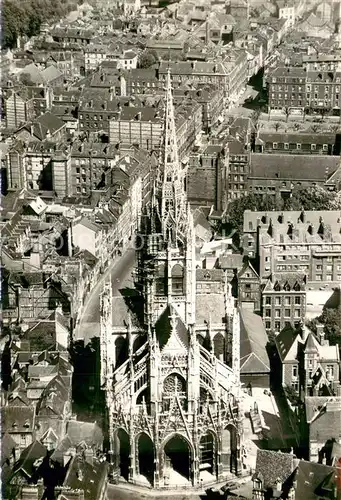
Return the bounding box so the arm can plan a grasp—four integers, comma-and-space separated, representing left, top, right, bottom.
74, 248, 136, 344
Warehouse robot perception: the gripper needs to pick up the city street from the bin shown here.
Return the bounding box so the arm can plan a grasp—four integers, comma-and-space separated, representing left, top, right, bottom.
107, 484, 204, 500
74, 248, 136, 344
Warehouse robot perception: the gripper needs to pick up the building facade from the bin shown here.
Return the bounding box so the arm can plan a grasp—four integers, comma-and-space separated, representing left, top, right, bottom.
100, 72, 244, 489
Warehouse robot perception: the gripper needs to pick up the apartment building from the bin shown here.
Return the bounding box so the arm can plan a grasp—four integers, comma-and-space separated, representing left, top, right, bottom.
262, 273, 306, 332
268, 65, 341, 116
5, 87, 53, 129
70, 142, 119, 196
242, 210, 341, 283
158, 50, 248, 105
109, 100, 202, 160
78, 93, 131, 135
277, 0, 296, 28
267, 66, 307, 114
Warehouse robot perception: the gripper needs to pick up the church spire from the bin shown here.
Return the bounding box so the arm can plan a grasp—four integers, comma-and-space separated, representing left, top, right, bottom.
158, 70, 187, 245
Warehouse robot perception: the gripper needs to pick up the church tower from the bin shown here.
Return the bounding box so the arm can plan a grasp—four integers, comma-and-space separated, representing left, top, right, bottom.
101, 71, 244, 489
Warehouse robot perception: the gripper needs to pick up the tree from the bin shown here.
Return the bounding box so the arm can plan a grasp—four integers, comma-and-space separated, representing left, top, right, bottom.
138, 49, 157, 69
293, 122, 301, 131
227, 193, 277, 235
320, 106, 331, 122
284, 106, 290, 122
274, 122, 281, 131
310, 124, 319, 133
308, 305, 341, 345
287, 186, 335, 211
19, 72, 34, 86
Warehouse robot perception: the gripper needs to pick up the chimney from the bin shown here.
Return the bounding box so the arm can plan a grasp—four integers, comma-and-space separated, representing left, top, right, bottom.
301, 323, 308, 342
136, 111, 142, 120
89, 99, 93, 108
76, 466, 84, 482
84, 448, 94, 465
275, 478, 282, 492
316, 323, 327, 345
278, 213, 284, 223
67, 226, 73, 257
300, 210, 305, 223
308, 223, 314, 235
206, 19, 210, 44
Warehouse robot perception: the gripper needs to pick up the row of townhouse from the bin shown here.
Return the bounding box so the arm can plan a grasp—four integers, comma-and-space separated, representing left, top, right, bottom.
1, 341, 108, 500
242, 210, 341, 283
267, 65, 341, 116
2, 145, 153, 322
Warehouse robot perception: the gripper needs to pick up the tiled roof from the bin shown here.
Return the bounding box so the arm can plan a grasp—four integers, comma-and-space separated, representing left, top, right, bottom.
239, 308, 270, 374
253, 449, 295, 490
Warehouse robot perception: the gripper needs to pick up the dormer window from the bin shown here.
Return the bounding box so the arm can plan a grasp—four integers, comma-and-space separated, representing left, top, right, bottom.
273, 142, 278, 149
253, 478, 263, 490
311, 144, 316, 150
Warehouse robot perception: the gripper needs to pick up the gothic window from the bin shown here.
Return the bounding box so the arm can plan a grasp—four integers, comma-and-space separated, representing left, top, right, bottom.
172, 264, 184, 295
162, 373, 186, 410
155, 263, 167, 296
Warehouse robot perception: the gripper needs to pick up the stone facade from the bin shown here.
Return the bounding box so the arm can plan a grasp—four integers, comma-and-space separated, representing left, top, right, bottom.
100, 72, 244, 490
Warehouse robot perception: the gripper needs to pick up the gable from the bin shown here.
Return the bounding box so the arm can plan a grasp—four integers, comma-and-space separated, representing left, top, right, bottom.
240, 352, 270, 374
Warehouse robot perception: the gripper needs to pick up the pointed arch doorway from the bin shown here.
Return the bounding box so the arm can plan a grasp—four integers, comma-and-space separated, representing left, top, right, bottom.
116, 429, 130, 480
163, 434, 192, 485
137, 433, 154, 485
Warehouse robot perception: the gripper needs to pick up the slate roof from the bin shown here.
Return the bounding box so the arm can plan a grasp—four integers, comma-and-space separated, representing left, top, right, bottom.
37, 374, 69, 416
294, 460, 338, 500
11, 440, 47, 479
218, 254, 244, 271
62, 456, 108, 500
275, 325, 301, 362
17, 112, 65, 141
195, 294, 226, 324
249, 153, 339, 181
253, 449, 295, 490
196, 268, 225, 281
66, 421, 103, 448
50, 435, 73, 464
2, 406, 35, 433
155, 305, 189, 350
239, 308, 270, 374
1, 433, 16, 465
41, 64, 63, 83
305, 396, 341, 424
256, 131, 336, 145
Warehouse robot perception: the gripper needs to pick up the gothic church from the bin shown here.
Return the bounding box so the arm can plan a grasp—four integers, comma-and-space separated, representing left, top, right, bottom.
100, 71, 244, 489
